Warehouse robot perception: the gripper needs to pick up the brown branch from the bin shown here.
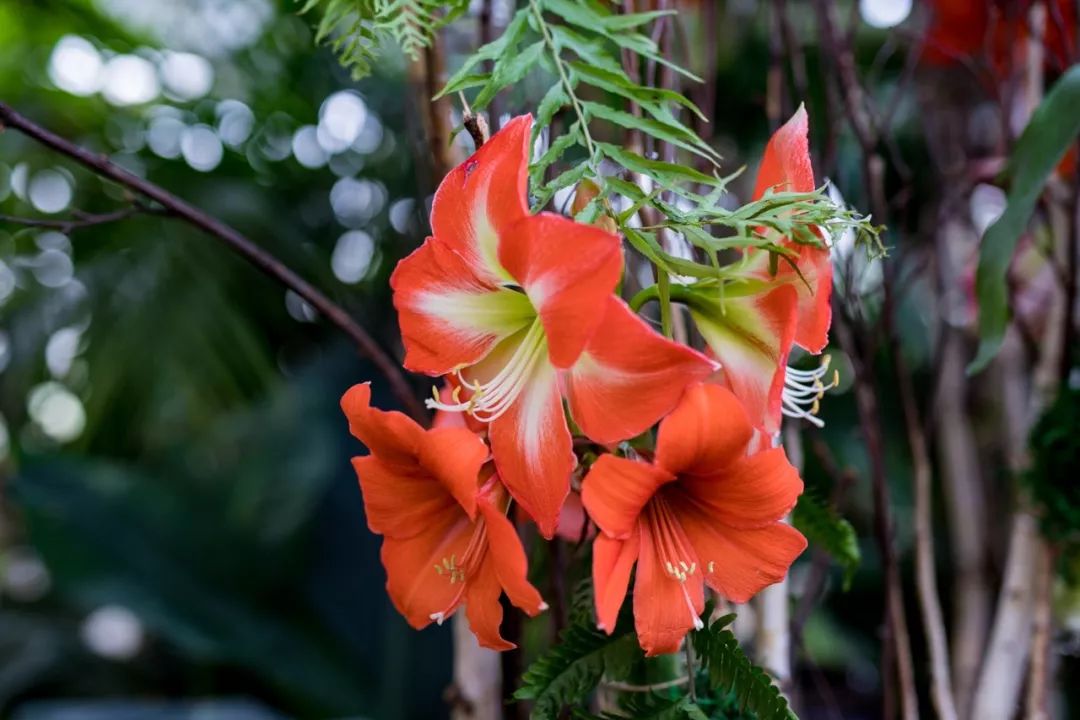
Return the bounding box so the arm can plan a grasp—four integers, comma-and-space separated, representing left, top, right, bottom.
0, 205, 167, 234
1025, 540, 1055, 720
893, 340, 959, 720
0, 101, 427, 423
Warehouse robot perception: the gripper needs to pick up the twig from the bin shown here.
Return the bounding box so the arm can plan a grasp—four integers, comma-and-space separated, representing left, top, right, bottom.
0, 101, 427, 423
893, 341, 959, 720
459, 92, 490, 151
837, 311, 918, 720
0, 205, 167, 234
1025, 540, 1055, 720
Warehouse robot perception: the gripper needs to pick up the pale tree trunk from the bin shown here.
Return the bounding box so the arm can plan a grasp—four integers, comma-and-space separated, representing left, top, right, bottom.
934, 219, 991, 718
755, 424, 802, 691
452, 616, 503, 720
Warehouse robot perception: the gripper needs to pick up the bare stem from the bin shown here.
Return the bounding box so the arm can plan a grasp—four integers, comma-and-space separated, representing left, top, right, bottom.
0, 101, 427, 423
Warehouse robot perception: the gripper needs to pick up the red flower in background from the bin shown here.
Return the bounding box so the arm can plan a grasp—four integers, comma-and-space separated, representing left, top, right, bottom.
341, 383, 545, 650
392, 115, 715, 538
924, 0, 1076, 74
581, 383, 806, 656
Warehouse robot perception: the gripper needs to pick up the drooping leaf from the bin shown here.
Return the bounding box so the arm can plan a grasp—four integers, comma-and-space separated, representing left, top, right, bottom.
970, 64, 1080, 373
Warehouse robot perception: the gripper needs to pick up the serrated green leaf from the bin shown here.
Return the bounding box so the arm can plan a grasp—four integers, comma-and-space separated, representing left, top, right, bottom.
691, 619, 798, 720
437, 5, 531, 98
535, 82, 571, 133
569, 62, 708, 121
581, 101, 717, 161
514, 616, 641, 720
473, 39, 545, 108
596, 143, 722, 187
971, 63, 1080, 373
601, 9, 675, 31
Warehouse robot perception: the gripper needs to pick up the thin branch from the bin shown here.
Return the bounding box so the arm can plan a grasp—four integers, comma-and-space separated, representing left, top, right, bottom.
0, 205, 167, 234
893, 341, 959, 720
0, 101, 427, 423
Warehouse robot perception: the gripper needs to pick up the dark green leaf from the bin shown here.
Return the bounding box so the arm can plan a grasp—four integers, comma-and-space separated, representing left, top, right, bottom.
971, 64, 1080, 373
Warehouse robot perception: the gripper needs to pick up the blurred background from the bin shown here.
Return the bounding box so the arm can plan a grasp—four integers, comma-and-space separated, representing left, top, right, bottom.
0, 0, 1076, 719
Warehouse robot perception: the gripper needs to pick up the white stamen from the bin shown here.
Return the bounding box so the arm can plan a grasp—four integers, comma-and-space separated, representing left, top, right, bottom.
430, 612, 446, 626
781, 354, 838, 428
425, 318, 546, 423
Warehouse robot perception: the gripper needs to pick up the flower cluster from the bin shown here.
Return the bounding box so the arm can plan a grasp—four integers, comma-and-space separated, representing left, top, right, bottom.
342, 110, 831, 655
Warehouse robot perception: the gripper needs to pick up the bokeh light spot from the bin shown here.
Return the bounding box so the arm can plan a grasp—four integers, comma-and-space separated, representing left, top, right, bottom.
28, 170, 73, 214
216, 100, 255, 147
160, 52, 215, 101
102, 54, 160, 106
331, 230, 376, 284
317, 91, 368, 154
32, 249, 74, 288
81, 605, 144, 660
181, 124, 224, 172
859, 0, 911, 28
48, 36, 104, 96
27, 381, 86, 443
292, 125, 327, 169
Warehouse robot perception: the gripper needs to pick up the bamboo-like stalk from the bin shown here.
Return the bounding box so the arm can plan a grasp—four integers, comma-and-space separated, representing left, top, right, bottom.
451, 616, 504, 720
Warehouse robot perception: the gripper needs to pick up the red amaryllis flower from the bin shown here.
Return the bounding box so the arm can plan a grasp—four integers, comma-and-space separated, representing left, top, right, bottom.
688, 106, 833, 433
341, 383, 545, 650
392, 114, 715, 538
581, 383, 806, 656
749, 105, 831, 355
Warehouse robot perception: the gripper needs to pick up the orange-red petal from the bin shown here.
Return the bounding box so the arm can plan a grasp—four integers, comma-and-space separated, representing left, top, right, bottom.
633, 517, 704, 656
654, 383, 754, 478
498, 212, 622, 369
430, 114, 532, 286
750, 106, 831, 354
478, 493, 546, 616
341, 383, 424, 466
380, 512, 472, 629
789, 245, 832, 353
488, 359, 573, 539
690, 285, 798, 434
592, 529, 639, 633
675, 447, 802, 530
676, 501, 807, 603
391, 237, 534, 375
465, 557, 515, 650
418, 427, 488, 520
351, 456, 454, 538
753, 105, 814, 200
581, 455, 673, 540
564, 297, 716, 444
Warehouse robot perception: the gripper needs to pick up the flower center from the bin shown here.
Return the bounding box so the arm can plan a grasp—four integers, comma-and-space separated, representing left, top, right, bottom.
645, 496, 704, 631
428, 518, 490, 626
426, 318, 547, 423
781, 354, 839, 428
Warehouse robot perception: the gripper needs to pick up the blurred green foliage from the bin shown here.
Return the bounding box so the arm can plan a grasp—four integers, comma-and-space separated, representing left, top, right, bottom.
0, 0, 1044, 718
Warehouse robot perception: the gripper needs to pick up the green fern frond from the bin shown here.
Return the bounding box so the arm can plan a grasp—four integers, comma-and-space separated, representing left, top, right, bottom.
573, 694, 709, 720
691, 617, 798, 720
301, 0, 468, 79
515, 612, 642, 720
792, 492, 861, 590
